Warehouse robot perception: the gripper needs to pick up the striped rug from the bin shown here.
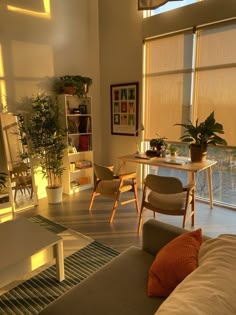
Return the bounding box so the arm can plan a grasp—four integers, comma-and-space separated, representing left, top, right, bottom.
0, 219, 119, 314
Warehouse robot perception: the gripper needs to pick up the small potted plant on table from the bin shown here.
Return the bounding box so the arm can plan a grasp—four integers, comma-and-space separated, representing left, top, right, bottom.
146, 134, 168, 157
175, 111, 227, 162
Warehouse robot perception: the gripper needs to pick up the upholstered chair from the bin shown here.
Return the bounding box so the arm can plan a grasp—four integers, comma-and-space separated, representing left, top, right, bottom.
137, 174, 195, 233
89, 163, 140, 223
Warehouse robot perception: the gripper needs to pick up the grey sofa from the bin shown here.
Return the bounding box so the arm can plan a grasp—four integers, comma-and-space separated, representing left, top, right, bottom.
39, 219, 200, 315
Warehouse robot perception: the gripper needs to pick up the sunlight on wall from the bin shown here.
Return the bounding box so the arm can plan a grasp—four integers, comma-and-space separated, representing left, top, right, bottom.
0, 45, 7, 111
7, 0, 51, 19
11, 40, 54, 102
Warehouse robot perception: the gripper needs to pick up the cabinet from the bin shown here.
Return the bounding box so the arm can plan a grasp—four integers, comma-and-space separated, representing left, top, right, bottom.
58, 95, 94, 195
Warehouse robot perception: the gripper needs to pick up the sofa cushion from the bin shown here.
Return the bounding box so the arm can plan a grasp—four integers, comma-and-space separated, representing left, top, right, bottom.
148, 228, 202, 297
155, 234, 236, 314
39, 246, 165, 315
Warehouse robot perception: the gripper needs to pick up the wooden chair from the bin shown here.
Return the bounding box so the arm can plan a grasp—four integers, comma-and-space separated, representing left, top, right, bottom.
137, 174, 195, 233
89, 163, 140, 223
10, 163, 33, 201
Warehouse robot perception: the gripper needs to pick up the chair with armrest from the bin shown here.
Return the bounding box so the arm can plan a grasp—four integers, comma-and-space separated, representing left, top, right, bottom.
89, 163, 140, 223
137, 174, 195, 233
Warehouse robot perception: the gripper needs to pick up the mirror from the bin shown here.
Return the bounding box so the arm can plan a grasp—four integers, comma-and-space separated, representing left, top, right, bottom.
0, 112, 37, 212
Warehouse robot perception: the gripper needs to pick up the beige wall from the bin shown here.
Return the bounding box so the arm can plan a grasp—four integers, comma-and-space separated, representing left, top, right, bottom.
98, 0, 143, 171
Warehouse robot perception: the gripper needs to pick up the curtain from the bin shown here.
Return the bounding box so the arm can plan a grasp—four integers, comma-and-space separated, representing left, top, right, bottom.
138, 0, 183, 10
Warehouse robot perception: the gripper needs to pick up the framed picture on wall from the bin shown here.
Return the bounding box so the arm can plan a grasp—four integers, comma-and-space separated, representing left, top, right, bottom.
110, 82, 139, 136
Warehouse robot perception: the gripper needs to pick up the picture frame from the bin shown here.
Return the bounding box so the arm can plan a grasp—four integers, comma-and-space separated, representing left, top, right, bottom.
110, 82, 139, 136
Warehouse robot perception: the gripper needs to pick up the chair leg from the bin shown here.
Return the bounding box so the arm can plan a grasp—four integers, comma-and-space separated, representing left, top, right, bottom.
182, 214, 186, 228
137, 205, 144, 233
110, 198, 119, 223
133, 178, 140, 213
89, 191, 96, 211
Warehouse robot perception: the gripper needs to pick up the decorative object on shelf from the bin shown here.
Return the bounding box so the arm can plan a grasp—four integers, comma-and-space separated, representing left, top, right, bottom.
146, 134, 168, 157
138, 0, 183, 10
20, 94, 67, 203
110, 82, 139, 136
54, 75, 93, 98
175, 111, 227, 162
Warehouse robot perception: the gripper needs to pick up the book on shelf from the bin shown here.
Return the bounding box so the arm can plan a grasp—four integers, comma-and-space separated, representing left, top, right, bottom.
79, 135, 92, 151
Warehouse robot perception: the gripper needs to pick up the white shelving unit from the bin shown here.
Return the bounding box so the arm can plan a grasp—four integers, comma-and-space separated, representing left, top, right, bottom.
58, 94, 94, 195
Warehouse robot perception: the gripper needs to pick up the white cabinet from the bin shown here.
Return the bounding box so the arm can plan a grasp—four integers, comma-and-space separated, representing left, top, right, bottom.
58, 95, 94, 195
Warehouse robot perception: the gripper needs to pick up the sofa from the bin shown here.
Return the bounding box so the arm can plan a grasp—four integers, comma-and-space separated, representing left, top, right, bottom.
39, 219, 236, 315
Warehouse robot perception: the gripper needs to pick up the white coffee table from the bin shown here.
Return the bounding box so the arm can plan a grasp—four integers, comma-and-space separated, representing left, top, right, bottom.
0, 218, 64, 288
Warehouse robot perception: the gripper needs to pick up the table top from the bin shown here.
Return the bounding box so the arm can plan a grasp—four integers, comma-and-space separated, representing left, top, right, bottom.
0, 218, 62, 270
118, 154, 217, 173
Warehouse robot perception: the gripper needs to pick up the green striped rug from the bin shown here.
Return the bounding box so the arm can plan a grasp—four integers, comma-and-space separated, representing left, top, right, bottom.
0, 217, 119, 314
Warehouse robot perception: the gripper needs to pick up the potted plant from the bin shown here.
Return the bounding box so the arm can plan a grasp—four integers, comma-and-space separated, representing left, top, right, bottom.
146, 134, 168, 157
21, 94, 67, 203
53, 75, 93, 98
168, 145, 178, 158
175, 111, 227, 162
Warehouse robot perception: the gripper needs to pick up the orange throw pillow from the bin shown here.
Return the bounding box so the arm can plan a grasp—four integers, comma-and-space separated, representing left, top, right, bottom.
148, 228, 203, 297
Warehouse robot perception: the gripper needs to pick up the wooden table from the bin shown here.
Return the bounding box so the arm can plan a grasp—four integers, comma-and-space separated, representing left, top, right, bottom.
118, 154, 217, 208
0, 218, 64, 288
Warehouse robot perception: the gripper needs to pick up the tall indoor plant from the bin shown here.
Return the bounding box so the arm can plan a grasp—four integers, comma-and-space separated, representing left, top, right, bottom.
22, 94, 67, 203
175, 111, 227, 162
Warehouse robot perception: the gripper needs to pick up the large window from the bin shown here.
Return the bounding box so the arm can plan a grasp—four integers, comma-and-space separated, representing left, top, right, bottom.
143, 20, 236, 208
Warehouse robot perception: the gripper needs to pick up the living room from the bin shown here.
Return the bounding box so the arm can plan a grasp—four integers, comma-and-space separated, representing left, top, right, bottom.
0, 0, 236, 314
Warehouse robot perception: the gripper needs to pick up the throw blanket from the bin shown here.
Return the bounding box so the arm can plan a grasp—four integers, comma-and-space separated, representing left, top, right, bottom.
156, 234, 236, 314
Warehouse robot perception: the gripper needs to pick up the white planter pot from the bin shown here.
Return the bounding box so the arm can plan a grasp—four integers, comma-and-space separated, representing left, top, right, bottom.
46, 186, 63, 204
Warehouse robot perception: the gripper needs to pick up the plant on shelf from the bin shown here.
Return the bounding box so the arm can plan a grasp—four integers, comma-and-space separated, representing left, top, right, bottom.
20, 94, 67, 203
146, 134, 168, 157
175, 111, 227, 162
53, 75, 93, 98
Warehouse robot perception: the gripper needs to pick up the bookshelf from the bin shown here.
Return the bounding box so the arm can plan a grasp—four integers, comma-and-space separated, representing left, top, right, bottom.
58, 94, 94, 195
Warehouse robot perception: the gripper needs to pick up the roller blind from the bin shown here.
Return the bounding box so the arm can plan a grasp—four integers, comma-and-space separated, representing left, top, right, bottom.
194, 23, 236, 146
144, 31, 194, 141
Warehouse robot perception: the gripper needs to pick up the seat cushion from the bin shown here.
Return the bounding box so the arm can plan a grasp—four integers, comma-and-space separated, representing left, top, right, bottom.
39, 247, 165, 315
148, 191, 187, 211
97, 180, 132, 194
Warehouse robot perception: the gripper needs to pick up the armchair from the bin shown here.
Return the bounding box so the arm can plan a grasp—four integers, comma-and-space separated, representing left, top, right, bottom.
137, 174, 195, 232
89, 164, 140, 223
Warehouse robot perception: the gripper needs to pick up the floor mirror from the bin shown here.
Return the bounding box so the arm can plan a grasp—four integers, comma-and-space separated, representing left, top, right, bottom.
0, 112, 37, 213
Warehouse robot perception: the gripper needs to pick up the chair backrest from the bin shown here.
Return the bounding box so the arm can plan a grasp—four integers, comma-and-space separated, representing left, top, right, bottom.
94, 164, 115, 180
145, 174, 183, 194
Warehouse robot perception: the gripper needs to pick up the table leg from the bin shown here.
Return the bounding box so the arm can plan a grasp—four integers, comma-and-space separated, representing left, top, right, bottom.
55, 239, 65, 281
207, 167, 214, 209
